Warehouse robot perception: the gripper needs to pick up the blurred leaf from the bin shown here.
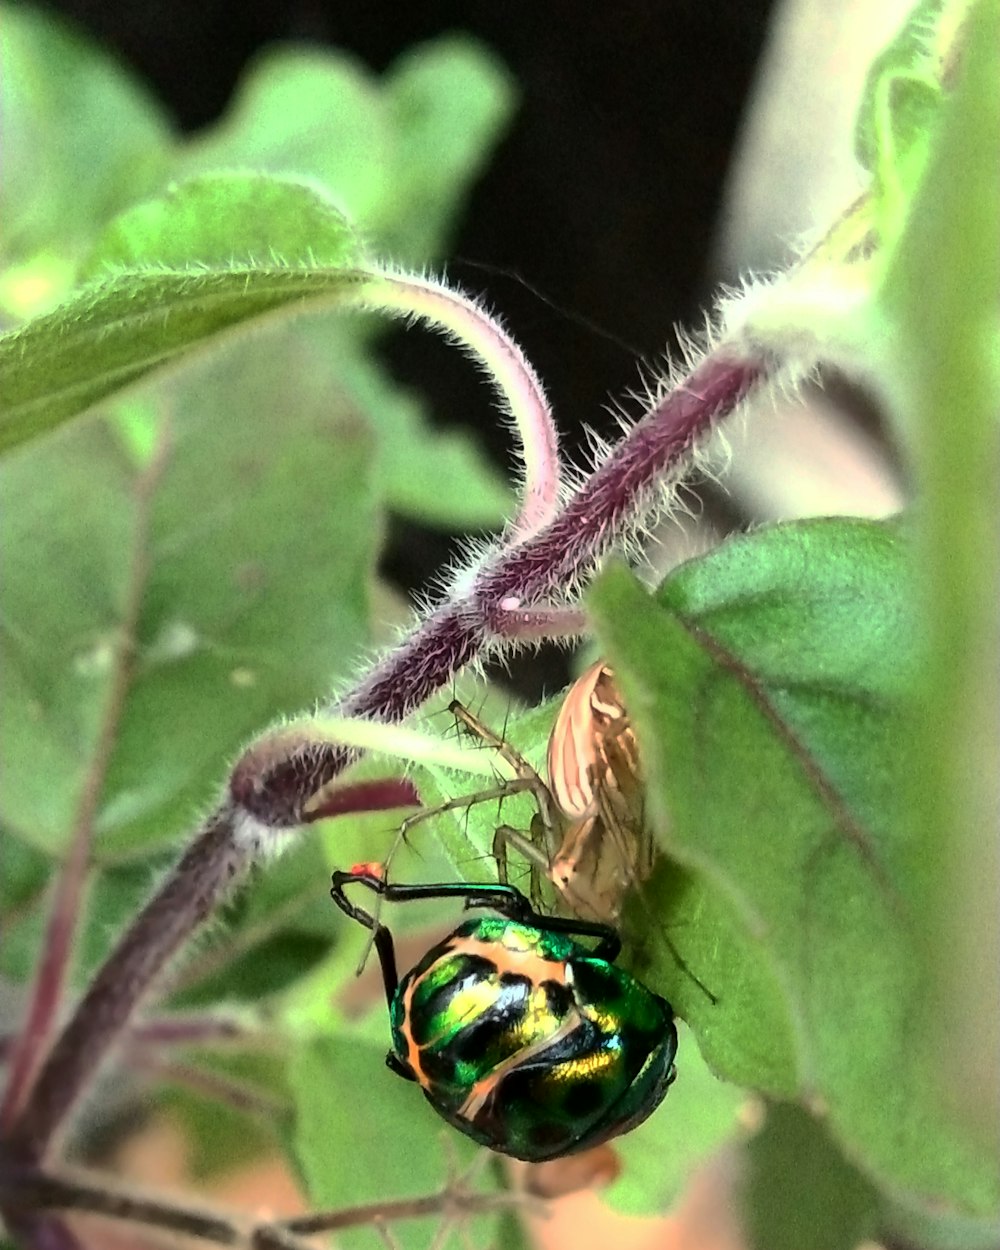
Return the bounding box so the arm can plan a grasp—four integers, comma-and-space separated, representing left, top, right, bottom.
172, 839, 335, 1007
156, 1049, 292, 1179
0, 832, 49, 911
380, 37, 516, 260
0, 174, 367, 453
877, 0, 1000, 1207
0, 419, 137, 851
291, 1032, 501, 1250
177, 48, 390, 229
214, 314, 510, 531
330, 323, 511, 528
0, 4, 172, 285
742, 1103, 878, 1250
590, 522, 998, 1227
178, 38, 514, 262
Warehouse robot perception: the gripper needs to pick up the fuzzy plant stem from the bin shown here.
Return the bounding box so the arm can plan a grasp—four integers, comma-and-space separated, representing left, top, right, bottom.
355, 270, 561, 537
2, 346, 765, 1168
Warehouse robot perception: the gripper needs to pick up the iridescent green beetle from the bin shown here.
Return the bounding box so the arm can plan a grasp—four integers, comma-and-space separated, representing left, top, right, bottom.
330, 869, 678, 1162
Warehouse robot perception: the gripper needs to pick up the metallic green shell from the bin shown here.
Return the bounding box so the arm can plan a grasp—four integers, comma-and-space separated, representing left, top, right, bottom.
389, 917, 676, 1161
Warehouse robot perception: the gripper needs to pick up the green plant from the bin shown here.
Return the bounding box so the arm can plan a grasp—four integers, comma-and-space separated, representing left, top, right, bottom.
0, 2, 997, 1249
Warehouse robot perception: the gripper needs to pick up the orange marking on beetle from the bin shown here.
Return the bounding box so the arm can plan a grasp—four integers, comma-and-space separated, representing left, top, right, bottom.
396, 929, 576, 1079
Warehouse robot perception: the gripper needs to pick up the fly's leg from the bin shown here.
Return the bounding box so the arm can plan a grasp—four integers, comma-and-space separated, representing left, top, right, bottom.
492, 818, 553, 912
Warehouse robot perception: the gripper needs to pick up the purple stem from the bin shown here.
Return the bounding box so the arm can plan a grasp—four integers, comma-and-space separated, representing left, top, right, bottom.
4, 811, 237, 1161
237, 353, 763, 822
2, 349, 765, 1169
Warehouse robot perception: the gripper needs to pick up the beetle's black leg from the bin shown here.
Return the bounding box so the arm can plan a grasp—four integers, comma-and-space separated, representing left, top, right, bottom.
338, 871, 623, 964
514, 910, 621, 962
385, 1051, 418, 1083
331, 870, 401, 1009
334, 866, 621, 972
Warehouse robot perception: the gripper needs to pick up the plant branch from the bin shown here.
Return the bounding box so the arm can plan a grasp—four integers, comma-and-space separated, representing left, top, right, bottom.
126, 1053, 291, 1122
255, 1186, 533, 1245
1, 1167, 245, 1246
0, 1162, 535, 1250
0, 424, 171, 1135
4, 809, 240, 1162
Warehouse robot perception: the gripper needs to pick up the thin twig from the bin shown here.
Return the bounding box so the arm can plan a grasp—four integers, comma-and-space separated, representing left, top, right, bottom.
0, 1162, 534, 1250
126, 1052, 291, 1122
255, 1183, 534, 1243
0, 1167, 242, 1246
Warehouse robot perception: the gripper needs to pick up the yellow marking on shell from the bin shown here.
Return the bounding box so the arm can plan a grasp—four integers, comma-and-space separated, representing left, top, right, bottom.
457, 1010, 584, 1123
580, 1000, 620, 1035
397, 928, 574, 1078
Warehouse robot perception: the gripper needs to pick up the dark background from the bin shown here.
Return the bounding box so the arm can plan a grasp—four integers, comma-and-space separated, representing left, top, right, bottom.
43, 0, 777, 692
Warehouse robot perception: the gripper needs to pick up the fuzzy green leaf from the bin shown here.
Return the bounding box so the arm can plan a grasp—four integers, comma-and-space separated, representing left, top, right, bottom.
0, 329, 378, 859
0, 174, 368, 454
589, 521, 998, 1230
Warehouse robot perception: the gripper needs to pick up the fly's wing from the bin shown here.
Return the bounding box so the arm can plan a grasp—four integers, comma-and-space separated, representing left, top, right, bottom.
548, 664, 653, 923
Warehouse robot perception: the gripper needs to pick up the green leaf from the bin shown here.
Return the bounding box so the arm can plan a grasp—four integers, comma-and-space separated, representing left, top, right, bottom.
589, 522, 999, 1229
86, 171, 364, 274
178, 38, 514, 262
172, 839, 335, 1006
177, 48, 391, 230
291, 1033, 501, 1250
0, 420, 137, 851
380, 37, 516, 261
332, 324, 511, 528
0, 323, 378, 860
157, 1049, 292, 1179
625, 858, 799, 1099
742, 1103, 878, 1250
0, 173, 368, 454
0, 4, 172, 287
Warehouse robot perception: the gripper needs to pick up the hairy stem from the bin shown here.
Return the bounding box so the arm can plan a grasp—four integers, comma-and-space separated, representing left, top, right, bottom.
234, 351, 765, 825
356, 270, 560, 537
4, 810, 240, 1161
